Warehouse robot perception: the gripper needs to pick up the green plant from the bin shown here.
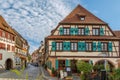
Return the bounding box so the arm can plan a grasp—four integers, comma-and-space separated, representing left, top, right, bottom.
52, 67, 55, 74
108, 68, 120, 80
93, 64, 104, 72
76, 60, 93, 80
76, 60, 93, 74
80, 74, 85, 80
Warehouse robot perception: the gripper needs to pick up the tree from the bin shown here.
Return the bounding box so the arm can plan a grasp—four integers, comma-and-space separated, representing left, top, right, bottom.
76, 60, 93, 74
76, 60, 93, 80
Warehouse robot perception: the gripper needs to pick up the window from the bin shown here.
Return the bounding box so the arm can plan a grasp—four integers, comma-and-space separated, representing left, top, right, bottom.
56, 42, 63, 51
12, 46, 15, 52
102, 43, 108, 51
8, 34, 10, 39
7, 44, 10, 51
78, 28, 85, 35
0, 43, 5, 50
86, 42, 92, 51
71, 42, 77, 51
80, 16, 85, 21
63, 28, 70, 35
2, 31, 5, 37
59, 60, 65, 68
92, 28, 100, 35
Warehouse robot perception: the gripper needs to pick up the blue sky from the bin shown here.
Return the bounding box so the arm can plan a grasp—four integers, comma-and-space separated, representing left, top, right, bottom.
0, 0, 120, 53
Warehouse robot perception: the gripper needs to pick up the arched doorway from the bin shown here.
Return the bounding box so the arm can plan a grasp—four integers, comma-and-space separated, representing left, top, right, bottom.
95, 60, 114, 71
6, 58, 13, 70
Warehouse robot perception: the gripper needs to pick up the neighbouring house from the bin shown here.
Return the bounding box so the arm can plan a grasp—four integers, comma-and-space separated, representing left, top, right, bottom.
31, 49, 39, 64
45, 4, 120, 73
0, 15, 29, 70
12, 29, 29, 68
0, 16, 16, 70
38, 43, 45, 65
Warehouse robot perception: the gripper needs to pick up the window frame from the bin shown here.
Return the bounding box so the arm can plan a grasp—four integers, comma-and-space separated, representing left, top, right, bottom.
71, 42, 78, 51
63, 27, 70, 35
78, 28, 85, 35
56, 42, 63, 51
86, 42, 92, 52
92, 28, 100, 36
80, 16, 85, 21
101, 42, 108, 52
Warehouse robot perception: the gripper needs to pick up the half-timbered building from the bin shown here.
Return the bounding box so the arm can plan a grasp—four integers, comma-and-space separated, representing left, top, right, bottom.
45, 5, 120, 73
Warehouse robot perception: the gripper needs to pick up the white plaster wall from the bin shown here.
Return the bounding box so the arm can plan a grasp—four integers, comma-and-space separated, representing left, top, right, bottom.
0, 50, 15, 69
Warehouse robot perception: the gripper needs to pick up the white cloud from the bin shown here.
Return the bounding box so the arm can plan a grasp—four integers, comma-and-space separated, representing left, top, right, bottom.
0, 0, 82, 53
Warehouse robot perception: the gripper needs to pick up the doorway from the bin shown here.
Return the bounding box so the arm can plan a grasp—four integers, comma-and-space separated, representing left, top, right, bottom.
71, 60, 77, 73
6, 58, 13, 70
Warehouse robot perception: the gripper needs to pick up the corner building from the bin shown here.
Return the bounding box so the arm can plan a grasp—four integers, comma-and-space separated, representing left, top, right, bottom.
45, 5, 120, 73
0, 16, 16, 70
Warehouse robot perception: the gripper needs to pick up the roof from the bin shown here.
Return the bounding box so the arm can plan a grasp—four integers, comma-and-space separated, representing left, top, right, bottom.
47, 35, 120, 40
0, 15, 15, 35
60, 5, 107, 25
114, 31, 120, 38
12, 28, 28, 45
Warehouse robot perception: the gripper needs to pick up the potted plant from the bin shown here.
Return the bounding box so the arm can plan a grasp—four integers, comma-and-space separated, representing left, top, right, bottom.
51, 67, 55, 77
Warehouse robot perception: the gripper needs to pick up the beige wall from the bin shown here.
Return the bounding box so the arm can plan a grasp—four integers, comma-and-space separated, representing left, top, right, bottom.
48, 40, 119, 57
53, 25, 114, 36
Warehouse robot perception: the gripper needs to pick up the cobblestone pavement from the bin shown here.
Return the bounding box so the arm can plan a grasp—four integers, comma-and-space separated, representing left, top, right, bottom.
0, 64, 41, 80
0, 64, 80, 80
73, 76, 80, 80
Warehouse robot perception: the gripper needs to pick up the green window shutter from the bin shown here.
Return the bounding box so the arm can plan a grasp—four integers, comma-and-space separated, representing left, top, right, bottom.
108, 42, 112, 52
98, 42, 102, 51
55, 59, 59, 70
74, 28, 78, 35
63, 42, 70, 51
93, 42, 97, 51
59, 27, 64, 35
65, 59, 69, 66
70, 28, 74, 35
78, 42, 82, 51
85, 27, 89, 35
68, 60, 71, 66
67, 42, 71, 51
89, 60, 93, 65
65, 60, 71, 66
100, 28, 104, 36
52, 42, 56, 51
82, 42, 86, 51
63, 42, 67, 51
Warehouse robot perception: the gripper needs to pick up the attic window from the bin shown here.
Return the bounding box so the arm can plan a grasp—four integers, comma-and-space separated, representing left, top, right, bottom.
80, 16, 85, 21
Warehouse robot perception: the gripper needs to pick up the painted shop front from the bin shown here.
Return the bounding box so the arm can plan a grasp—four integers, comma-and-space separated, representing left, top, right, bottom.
45, 5, 120, 74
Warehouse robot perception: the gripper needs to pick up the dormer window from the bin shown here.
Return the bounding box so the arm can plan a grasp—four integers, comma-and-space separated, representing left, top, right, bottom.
80, 16, 85, 21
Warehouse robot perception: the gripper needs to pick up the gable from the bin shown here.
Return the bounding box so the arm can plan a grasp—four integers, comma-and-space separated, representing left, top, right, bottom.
0, 15, 15, 35
60, 5, 107, 25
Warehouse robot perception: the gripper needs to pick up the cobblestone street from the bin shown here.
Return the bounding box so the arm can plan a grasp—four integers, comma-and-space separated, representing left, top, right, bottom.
0, 64, 41, 80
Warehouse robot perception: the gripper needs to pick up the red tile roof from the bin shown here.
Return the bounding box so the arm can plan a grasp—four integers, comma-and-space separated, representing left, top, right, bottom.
60, 5, 107, 25
114, 31, 120, 38
0, 15, 15, 35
